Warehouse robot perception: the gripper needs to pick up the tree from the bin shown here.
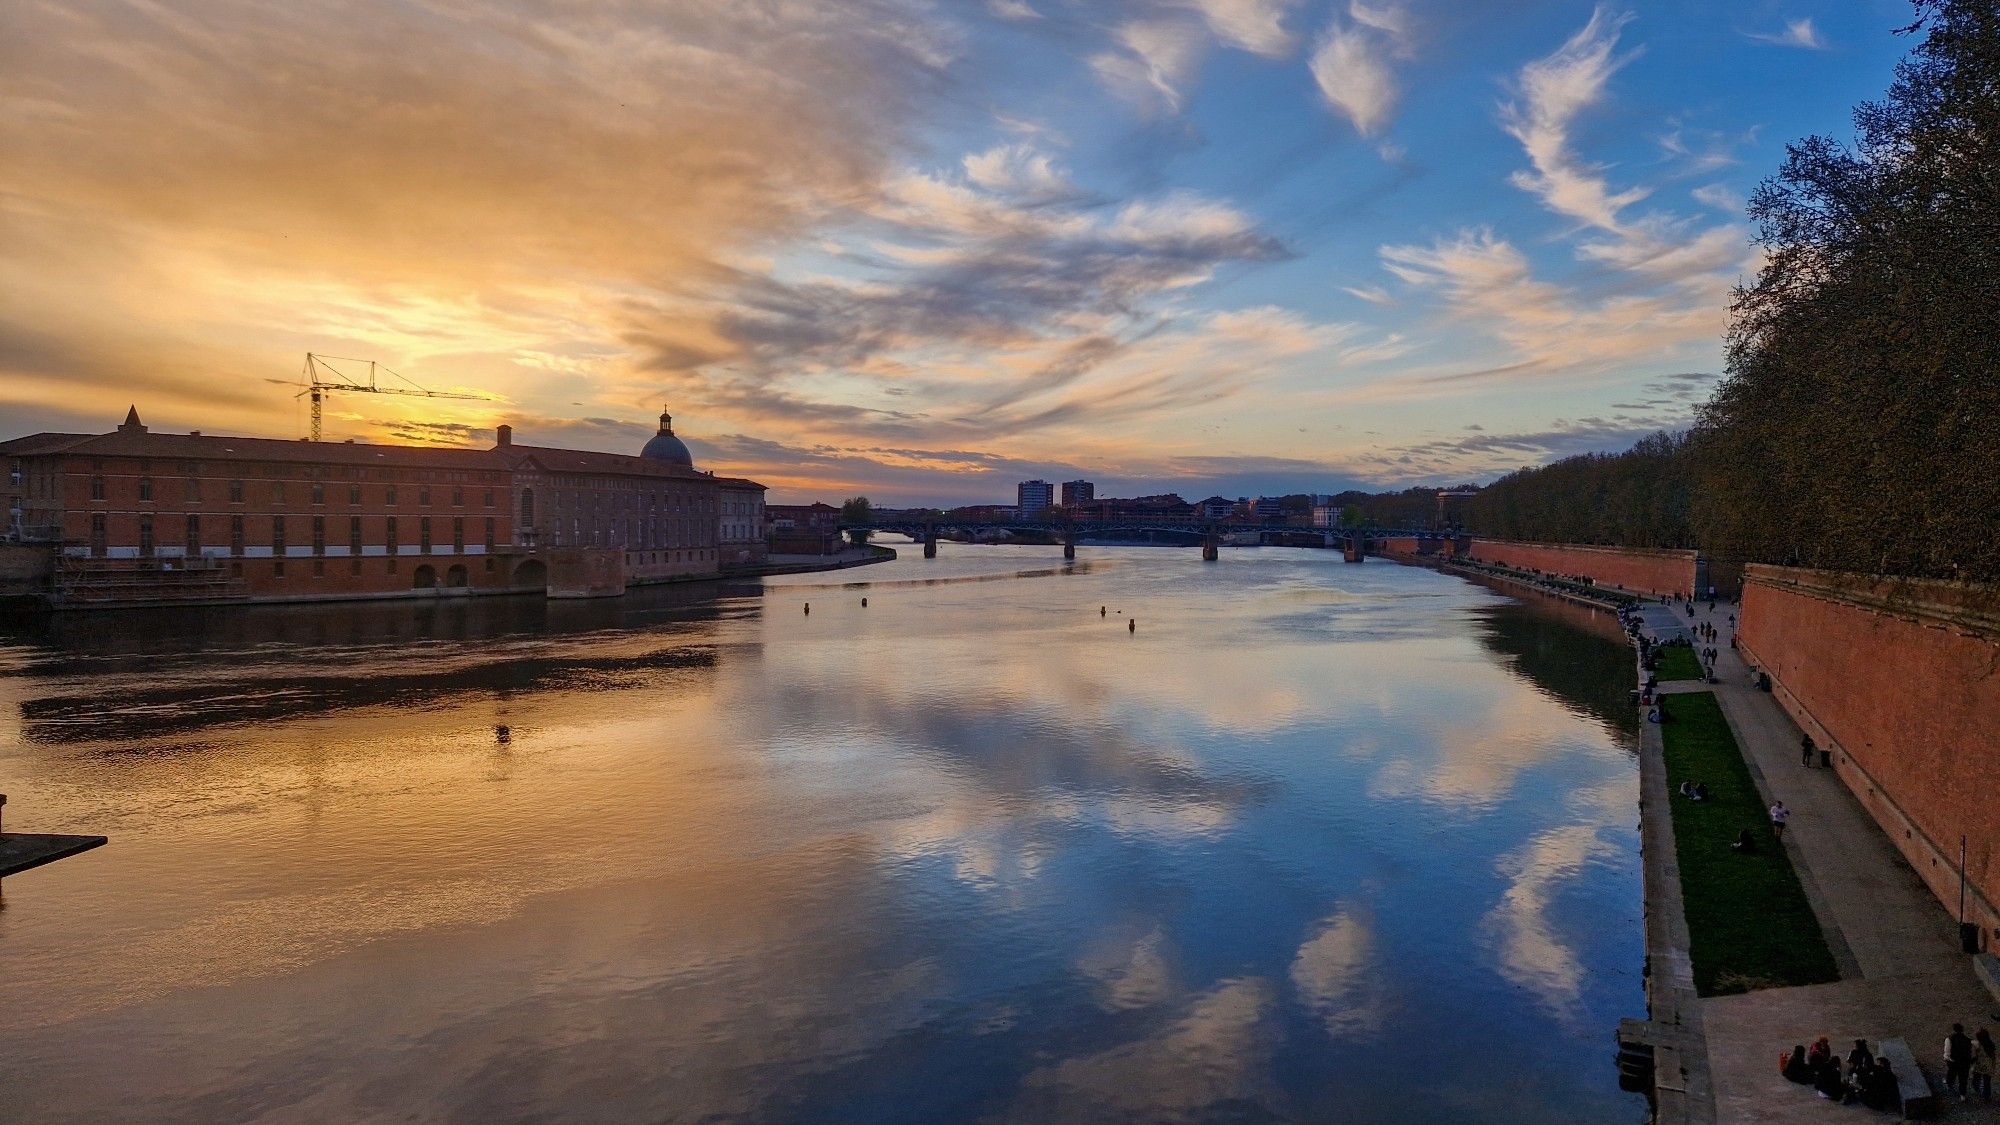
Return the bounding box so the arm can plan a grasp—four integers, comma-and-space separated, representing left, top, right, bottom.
840, 496, 873, 523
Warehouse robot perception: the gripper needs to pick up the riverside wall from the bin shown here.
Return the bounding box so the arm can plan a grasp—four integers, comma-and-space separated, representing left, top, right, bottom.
1467, 539, 1699, 597
1738, 564, 2000, 948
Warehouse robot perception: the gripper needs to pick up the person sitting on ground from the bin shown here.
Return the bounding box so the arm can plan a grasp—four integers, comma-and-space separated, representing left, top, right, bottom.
1808, 1036, 1833, 1070
1731, 828, 1757, 853
1693, 782, 1709, 801
1813, 1053, 1850, 1101
1863, 1056, 1899, 1111
1782, 1044, 1813, 1084
1846, 1038, 1875, 1083
1678, 780, 1696, 799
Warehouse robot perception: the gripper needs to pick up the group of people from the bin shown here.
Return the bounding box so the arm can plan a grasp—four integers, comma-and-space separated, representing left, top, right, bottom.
1781, 1026, 1996, 1111
1946, 1024, 1997, 1101
1677, 780, 1711, 801
1782, 1037, 1906, 1109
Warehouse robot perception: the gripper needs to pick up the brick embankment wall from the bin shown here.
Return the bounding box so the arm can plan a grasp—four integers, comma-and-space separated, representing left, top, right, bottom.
1739, 564, 2000, 946
1467, 539, 1697, 596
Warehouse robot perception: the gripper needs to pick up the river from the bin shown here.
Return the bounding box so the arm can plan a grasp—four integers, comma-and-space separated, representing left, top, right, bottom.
0, 543, 1644, 1123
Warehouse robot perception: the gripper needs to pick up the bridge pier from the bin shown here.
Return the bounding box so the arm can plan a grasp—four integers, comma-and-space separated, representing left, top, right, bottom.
1201, 527, 1219, 562
923, 523, 938, 559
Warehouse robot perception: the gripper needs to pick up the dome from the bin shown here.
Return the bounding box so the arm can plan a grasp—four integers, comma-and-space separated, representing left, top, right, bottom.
640, 407, 694, 467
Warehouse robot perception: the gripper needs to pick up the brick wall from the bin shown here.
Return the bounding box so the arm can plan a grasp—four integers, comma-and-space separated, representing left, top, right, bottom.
1467, 539, 1698, 596
1739, 565, 2000, 946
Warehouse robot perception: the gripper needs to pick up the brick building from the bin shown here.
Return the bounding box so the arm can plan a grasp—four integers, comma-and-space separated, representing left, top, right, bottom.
1, 404, 767, 607
766, 503, 842, 555
717, 477, 768, 570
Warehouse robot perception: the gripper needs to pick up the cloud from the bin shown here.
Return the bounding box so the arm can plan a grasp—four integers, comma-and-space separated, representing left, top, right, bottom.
1309, 3, 1412, 138
1341, 285, 1395, 305
1745, 17, 1825, 49
1186, 0, 1298, 57
1289, 903, 1386, 1039
1092, 20, 1207, 115
1501, 6, 1645, 232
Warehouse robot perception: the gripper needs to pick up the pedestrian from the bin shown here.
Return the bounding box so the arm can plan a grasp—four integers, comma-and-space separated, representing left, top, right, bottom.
1947, 1023, 1975, 1098
1801, 734, 1816, 767
1770, 801, 1790, 839
1973, 1028, 1995, 1101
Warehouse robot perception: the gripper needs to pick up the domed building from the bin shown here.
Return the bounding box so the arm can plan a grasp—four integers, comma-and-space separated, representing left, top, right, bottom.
640, 408, 694, 467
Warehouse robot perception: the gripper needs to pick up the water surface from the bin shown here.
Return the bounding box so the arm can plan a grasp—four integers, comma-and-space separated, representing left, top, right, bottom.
0, 545, 1643, 1122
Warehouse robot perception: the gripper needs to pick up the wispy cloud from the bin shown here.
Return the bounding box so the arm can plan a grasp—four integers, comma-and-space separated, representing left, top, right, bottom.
1745, 17, 1826, 50
1501, 6, 1646, 233
1309, 2, 1413, 139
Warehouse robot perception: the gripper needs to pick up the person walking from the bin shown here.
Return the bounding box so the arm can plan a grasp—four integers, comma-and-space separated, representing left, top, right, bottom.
1800, 734, 1816, 767
1972, 1028, 1995, 1101
1769, 801, 1790, 839
1948, 1023, 1975, 1098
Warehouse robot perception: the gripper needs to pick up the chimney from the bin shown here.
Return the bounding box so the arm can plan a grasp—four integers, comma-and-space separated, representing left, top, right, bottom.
496, 424, 513, 447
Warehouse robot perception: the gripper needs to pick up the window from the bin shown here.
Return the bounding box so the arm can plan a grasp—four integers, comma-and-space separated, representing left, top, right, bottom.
90, 475, 105, 501
312, 558, 325, 577
274, 558, 286, 578
349, 517, 362, 556
311, 482, 324, 504
485, 556, 496, 572
521, 488, 535, 526
483, 488, 494, 507
386, 516, 399, 554
185, 514, 201, 556
273, 481, 287, 503
483, 517, 495, 551
6, 460, 19, 487
419, 486, 431, 506
311, 515, 326, 556
386, 484, 399, 505
138, 514, 154, 557
90, 513, 107, 556
230, 479, 244, 503
452, 486, 463, 507
231, 515, 245, 556
272, 516, 286, 557
452, 517, 464, 553
349, 484, 361, 504
419, 516, 432, 555
185, 477, 202, 503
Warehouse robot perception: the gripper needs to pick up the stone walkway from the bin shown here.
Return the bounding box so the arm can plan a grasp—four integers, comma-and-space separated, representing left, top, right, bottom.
1655, 596, 2000, 1122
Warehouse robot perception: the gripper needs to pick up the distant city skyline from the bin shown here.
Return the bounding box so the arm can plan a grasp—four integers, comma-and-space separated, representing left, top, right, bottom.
1, 2, 1912, 506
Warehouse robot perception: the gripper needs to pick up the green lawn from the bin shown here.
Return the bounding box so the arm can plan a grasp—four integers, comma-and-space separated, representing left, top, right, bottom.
1654, 646, 1706, 681
1657, 691, 1840, 995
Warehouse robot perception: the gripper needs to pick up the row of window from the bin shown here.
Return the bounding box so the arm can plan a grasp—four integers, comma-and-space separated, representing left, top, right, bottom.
89, 477, 496, 508
85, 458, 500, 484
88, 514, 498, 556
261, 556, 501, 579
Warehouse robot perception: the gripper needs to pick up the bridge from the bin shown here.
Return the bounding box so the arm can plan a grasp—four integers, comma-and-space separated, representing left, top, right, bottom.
845, 517, 1442, 563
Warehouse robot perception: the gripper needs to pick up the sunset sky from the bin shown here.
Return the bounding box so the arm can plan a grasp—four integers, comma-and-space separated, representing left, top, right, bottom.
1, 0, 1911, 504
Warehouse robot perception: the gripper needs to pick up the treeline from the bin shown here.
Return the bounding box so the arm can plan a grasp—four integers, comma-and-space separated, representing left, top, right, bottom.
1468, 2, 2000, 584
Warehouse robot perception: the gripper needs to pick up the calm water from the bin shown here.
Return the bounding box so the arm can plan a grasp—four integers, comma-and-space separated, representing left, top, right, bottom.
0, 544, 1643, 1123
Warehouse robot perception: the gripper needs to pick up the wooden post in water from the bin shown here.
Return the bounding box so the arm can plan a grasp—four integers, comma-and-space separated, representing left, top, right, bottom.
923, 520, 938, 559
1201, 525, 1219, 562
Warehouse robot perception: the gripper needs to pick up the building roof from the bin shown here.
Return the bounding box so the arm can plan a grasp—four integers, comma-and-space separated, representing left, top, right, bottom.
0, 428, 508, 469
713, 476, 767, 491
496, 444, 710, 479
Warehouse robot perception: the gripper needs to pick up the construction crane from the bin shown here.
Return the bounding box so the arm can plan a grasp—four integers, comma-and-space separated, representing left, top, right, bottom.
296, 353, 485, 441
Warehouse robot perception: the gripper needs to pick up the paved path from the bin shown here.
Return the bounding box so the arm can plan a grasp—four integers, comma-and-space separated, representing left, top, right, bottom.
1674, 597, 2000, 1122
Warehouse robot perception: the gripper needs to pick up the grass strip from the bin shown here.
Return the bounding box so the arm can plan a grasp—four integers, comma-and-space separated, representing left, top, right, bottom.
1657, 691, 1840, 995
1654, 646, 1705, 681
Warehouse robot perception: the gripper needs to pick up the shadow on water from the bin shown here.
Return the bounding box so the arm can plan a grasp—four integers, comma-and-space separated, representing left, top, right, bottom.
1463, 575, 1638, 738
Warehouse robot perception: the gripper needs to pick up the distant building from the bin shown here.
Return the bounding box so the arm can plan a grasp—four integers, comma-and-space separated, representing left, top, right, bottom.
1253, 496, 1284, 521
1069, 494, 1192, 522
1311, 502, 1344, 529
0, 403, 763, 608
1193, 496, 1235, 521
1017, 479, 1054, 515
766, 502, 842, 555
716, 477, 768, 569
944, 504, 1017, 522
1060, 479, 1094, 506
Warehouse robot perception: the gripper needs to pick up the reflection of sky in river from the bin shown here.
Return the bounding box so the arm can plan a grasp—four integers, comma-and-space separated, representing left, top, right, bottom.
0, 546, 1643, 1123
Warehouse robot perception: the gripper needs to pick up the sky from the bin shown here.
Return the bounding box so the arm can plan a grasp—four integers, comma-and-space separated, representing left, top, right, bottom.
0, 0, 1917, 505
